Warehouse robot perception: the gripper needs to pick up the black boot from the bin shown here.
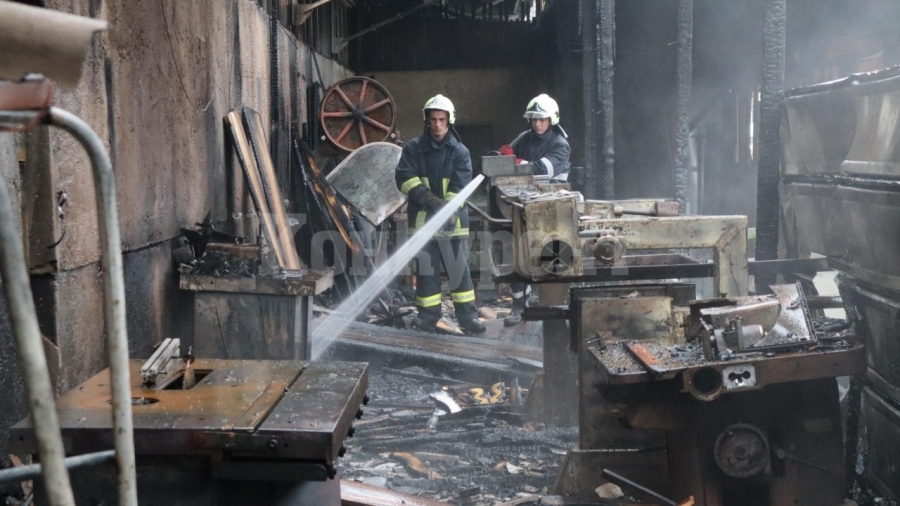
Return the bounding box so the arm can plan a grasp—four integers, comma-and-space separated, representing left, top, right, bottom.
459, 316, 486, 334
412, 314, 438, 332
504, 296, 525, 327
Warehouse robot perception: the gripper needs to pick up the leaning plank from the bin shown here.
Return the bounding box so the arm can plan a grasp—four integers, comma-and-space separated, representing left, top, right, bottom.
242, 108, 302, 269
225, 110, 286, 267
341, 480, 448, 506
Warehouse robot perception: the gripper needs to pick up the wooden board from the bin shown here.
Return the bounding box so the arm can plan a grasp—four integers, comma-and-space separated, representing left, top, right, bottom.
225, 110, 287, 268
242, 108, 302, 269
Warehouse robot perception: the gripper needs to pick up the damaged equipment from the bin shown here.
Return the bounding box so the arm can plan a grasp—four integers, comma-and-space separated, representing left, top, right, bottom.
11, 357, 369, 505
483, 153, 864, 505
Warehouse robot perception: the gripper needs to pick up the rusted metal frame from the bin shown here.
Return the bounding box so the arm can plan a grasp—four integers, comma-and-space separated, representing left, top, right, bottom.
580, 215, 748, 296
593, 342, 865, 387
0, 450, 116, 486
675, 0, 692, 212
48, 107, 138, 506
0, 113, 75, 506
754, 0, 787, 286
11, 359, 365, 461
258, 361, 370, 465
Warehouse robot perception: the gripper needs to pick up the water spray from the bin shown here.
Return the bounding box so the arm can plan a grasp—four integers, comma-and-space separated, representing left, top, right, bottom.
311, 174, 486, 360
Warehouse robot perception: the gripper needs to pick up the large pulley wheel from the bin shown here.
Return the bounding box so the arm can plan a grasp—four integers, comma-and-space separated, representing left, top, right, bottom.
714, 423, 770, 478
320, 77, 397, 152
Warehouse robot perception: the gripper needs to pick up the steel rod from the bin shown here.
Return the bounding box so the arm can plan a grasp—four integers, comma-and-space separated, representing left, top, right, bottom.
0, 129, 74, 504
49, 107, 137, 506
0, 450, 116, 485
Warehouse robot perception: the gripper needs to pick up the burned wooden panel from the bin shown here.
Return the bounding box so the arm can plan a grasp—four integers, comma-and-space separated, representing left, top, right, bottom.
861, 386, 900, 501
180, 272, 332, 297
192, 291, 309, 361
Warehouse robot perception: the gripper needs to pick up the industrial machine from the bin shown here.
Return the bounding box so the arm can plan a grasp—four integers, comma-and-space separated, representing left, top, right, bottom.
483, 154, 864, 505
11, 344, 368, 506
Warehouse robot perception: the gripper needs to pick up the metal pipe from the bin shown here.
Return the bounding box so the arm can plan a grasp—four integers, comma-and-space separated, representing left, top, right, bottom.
48, 107, 138, 506
0, 450, 116, 485
0, 129, 75, 506
754, 0, 787, 287
465, 201, 512, 224
806, 295, 843, 310
675, 0, 693, 213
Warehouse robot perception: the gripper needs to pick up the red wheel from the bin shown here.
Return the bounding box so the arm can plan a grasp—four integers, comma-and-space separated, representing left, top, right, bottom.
320, 77, 397, 152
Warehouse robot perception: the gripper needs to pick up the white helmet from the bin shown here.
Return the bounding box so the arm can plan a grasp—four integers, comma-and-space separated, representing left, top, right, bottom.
524, 94, 560, 125
423, 94, 456, 125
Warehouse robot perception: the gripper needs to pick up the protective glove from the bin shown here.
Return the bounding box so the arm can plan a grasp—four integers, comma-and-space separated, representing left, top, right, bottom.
442, 209, 459, 233
417, 190, 445, 213
498, 144, 525, 164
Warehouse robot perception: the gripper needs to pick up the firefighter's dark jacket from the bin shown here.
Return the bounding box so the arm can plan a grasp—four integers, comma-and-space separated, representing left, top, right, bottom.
511, 125, 571, 180
395, 130, 471, 237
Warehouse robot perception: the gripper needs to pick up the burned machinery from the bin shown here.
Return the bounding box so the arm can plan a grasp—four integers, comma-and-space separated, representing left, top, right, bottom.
11, 343, 368, 506
483, 155, 864, 505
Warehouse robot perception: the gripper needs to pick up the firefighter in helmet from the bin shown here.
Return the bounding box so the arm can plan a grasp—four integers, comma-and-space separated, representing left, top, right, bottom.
395, 94, 486, 334
501, 94, 572, 326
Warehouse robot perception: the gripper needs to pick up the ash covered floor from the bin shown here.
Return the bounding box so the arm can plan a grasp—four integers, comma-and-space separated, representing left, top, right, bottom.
340, 365, 578, 505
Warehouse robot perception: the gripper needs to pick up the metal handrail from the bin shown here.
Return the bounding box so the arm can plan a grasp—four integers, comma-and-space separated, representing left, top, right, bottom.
0, 104, 138, 504
48, 107, 138, 506
0, 113, 74, 505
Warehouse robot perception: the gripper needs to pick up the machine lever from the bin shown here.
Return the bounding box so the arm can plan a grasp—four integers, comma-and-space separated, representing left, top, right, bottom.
601, 468, 692, 506
774, 447, 831, 473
